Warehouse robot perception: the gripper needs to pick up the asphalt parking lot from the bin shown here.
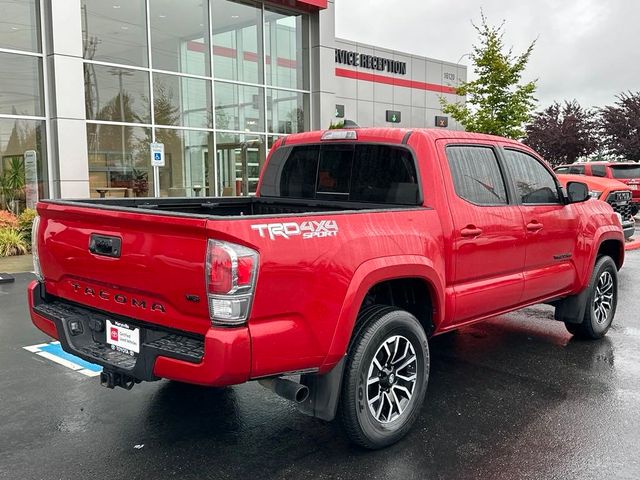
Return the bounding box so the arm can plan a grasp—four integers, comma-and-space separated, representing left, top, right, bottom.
1, 253, 640, 480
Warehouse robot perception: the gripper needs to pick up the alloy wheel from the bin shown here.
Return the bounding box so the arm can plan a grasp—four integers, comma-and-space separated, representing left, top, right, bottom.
366, 335, 417, 423
593, 270, 614, 325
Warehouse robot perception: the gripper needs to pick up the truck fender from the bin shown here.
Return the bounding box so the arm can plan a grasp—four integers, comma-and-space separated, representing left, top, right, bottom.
322, 255, 445, 370
556, 230, 624, 324
297, 256, 443, 422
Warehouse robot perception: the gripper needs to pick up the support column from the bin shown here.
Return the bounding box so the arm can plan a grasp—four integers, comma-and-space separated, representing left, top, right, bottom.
309, 0, 336, 130
44, 0, 89, 198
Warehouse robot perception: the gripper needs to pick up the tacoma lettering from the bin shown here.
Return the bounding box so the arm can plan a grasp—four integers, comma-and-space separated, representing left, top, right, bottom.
69, 282, 165, 313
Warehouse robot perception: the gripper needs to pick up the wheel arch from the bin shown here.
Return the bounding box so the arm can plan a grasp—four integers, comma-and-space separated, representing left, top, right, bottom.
597, 237, 624, 270
321, 255, 445, 371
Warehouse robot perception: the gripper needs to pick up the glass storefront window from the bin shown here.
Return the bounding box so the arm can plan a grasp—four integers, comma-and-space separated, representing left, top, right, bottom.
0, 118, 47, 209
0, 52, 43, 116
214, 81, 263, 132
84, 65, 150, 123
153, 73, 212, 128
81, 0, 148, 67
264, 9, 304, 89
149, 0, 210, 76
78, 0, 312, 200
86, 124, 151, 197
267, 89, 307, 134
155, 128, 213, 197
0, 0, 41, 53
216, 132, 265, 196
212, 0, 262, 84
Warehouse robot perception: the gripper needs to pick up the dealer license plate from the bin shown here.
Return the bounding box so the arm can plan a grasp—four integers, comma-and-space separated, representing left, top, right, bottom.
106, 319, 140, 356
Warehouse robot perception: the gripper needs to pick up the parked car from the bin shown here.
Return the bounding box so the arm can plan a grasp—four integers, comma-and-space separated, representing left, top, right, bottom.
29, 128, 625, 449
557, 173, 635, 240
554, 162, 640, 215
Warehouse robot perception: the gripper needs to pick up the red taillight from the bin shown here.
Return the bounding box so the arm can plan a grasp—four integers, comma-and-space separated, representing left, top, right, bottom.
208, 244, 233, 294
206, 240, 259, 326
237, 256, 254, 286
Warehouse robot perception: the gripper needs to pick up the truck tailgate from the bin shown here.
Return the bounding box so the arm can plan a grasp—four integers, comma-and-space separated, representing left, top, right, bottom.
36, 202, 211, 335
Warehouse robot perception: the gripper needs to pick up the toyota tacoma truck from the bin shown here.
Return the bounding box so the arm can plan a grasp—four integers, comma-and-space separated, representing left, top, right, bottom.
555, 161, 640, 215
29, 128, 625, 449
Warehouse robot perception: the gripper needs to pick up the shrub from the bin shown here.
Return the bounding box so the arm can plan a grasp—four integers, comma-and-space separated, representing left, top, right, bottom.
0, 228, 28, 257
0, 210, 18, 229
18, 208, 37, 244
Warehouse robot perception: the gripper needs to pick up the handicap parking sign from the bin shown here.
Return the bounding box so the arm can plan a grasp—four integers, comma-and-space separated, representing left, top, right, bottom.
150, 142, 165, 167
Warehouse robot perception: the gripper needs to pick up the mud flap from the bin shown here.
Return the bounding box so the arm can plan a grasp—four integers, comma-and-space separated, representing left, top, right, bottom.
554, 288, 589, 324
298, 357, 346, 421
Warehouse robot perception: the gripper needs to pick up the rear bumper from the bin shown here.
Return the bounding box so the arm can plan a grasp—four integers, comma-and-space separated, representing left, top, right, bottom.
28, 280, 251, 387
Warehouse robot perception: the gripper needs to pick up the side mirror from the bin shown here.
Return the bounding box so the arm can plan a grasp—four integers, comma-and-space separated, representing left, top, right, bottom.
566, 181, 589, 203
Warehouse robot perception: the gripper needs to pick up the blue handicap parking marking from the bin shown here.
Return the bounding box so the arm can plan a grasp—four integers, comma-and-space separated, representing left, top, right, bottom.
23, 341, 102, 377
39, 343, 102, 372
154, 152, 162, 160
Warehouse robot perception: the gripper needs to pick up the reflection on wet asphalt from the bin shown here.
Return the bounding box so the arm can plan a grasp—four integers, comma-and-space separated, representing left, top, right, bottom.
1, 252, 640, 479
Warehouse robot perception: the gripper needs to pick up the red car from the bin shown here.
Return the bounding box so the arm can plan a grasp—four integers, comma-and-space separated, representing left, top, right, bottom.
29, 129, 624, 449
556, 174, 635, 240
555, 161, 640, 215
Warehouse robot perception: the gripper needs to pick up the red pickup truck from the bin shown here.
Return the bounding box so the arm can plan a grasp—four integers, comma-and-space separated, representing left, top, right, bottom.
29, 128, 624, 449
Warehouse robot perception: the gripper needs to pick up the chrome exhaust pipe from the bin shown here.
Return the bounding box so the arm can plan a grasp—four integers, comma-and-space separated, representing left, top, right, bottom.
258, 377, 310, 403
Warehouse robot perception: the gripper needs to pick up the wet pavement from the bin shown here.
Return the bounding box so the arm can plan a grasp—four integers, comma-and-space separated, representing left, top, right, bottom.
1, 253, 640, 480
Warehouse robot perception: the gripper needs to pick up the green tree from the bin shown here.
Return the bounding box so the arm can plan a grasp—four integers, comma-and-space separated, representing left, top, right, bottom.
441, 11, 537, 139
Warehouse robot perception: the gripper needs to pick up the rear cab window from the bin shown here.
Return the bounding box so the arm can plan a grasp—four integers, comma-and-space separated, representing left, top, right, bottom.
610, 164, 640, 179
260, 143, 421, 205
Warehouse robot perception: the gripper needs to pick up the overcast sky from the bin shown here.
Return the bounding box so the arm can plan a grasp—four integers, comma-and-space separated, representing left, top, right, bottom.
335, 0, 638, 110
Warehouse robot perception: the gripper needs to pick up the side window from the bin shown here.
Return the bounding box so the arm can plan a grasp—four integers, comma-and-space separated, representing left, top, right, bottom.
554, 167, 570, 174
503, 150, 561, 205
591, 165, 606, 177
568, 164, 585, 175
446, 146, 508, 205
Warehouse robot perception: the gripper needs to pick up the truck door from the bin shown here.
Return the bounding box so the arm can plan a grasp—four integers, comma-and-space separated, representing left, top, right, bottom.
501, 148, 580, 302
439, 142, 527, 323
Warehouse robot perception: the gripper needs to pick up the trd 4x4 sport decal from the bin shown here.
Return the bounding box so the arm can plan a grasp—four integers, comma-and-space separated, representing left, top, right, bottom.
251, 220, 338, 240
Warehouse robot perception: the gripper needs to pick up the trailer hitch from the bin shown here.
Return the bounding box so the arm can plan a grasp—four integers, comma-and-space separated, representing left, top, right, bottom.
100, 370, 138, 390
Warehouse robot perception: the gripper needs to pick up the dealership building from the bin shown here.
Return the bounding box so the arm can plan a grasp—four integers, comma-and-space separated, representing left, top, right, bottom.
0, 0, 466, 201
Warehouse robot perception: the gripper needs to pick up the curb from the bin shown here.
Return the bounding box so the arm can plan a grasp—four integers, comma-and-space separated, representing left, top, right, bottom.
625, 239, 640, 251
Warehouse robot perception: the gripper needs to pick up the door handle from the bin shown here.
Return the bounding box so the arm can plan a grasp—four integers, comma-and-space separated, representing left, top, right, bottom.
526, 221, 543, 232
461, 226, 483, 237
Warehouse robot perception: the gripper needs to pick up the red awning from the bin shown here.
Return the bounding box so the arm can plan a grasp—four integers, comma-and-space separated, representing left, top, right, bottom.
267, 0, 327, 11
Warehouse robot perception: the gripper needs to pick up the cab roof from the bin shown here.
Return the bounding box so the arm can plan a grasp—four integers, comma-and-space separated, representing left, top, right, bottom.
282, 128, 525, 148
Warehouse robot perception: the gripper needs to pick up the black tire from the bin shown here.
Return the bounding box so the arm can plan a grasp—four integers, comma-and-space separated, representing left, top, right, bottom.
339, 305, 429, 449
565, 256, 618, 340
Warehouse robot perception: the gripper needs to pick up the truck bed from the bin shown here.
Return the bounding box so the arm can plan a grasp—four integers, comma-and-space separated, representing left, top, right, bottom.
46, 196, 417, 218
